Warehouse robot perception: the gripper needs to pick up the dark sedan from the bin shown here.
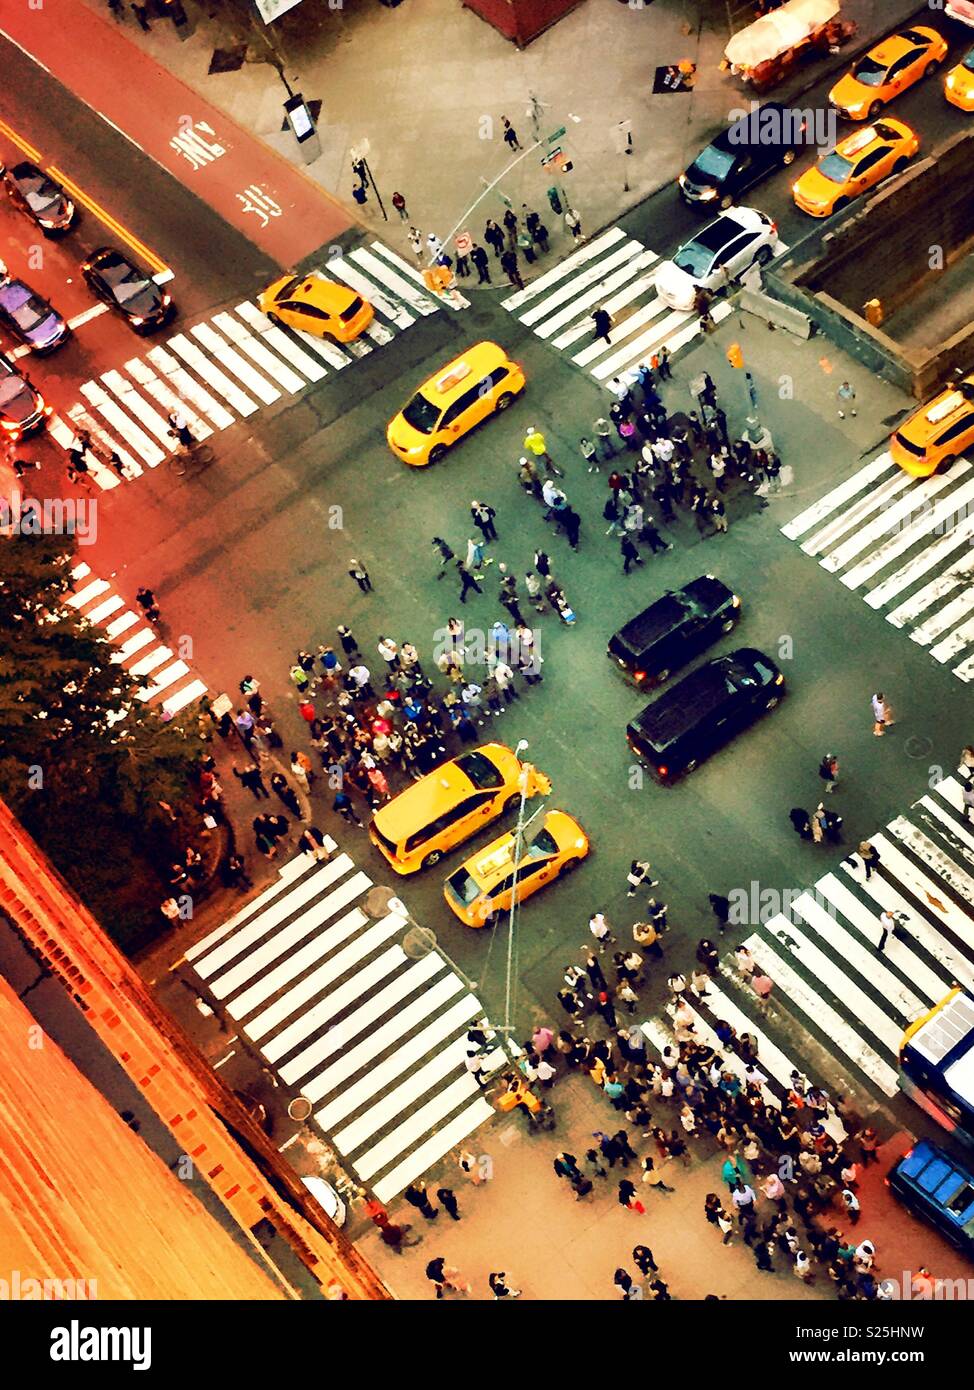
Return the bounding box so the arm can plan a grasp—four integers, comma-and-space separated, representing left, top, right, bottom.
608, 574, 741, 686
0, 161, 76, 235
81, 247, 174, 332
0, 350, 50, 441
0, 274, 70, 354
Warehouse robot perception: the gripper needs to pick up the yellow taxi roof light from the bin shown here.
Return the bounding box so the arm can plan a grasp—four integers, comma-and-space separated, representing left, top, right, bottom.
926, 392, 964, 425
436, 363, 471, 393
844, 127, 877, 155
478, 843, 515, 875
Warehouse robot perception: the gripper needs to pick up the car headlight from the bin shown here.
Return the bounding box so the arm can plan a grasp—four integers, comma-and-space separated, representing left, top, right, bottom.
731, 595, 741, 608
699, 188, 717, 201
406, 445, 424, 455
946, 74, 956, 89
774, 673, 785, 685
130, 315, 145, 325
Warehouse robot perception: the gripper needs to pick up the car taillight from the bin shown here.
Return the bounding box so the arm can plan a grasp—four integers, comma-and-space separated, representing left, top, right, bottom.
634, 671, 646, 683
657, 765, 668, 778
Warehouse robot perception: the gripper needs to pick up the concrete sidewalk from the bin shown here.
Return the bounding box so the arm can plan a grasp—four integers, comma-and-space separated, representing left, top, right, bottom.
84, 0, 922, 263
358, 1070, 832, 1301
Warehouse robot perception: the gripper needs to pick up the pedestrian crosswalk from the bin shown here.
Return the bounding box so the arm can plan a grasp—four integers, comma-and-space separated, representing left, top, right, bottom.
185, 847, 507, 1204
51, 243, 459, 491
67, 561, 207, 717
782, 449, 974, 683
642, 769, 974, 1116
500, 224, 787, 386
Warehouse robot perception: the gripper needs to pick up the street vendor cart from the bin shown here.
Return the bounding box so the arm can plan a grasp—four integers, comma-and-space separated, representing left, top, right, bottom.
723, 0, 856, 93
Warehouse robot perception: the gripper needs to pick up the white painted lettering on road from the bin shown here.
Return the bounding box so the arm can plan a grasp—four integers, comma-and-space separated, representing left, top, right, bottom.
236, 184, 283, 228
169, 119, 226, 171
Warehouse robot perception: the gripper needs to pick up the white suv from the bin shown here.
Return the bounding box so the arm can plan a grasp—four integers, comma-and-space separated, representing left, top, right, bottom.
654, 207, 779, 312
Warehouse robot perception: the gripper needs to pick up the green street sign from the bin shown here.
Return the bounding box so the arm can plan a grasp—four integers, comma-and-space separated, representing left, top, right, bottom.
498, 192, 513, 208
546, 126, 566, 143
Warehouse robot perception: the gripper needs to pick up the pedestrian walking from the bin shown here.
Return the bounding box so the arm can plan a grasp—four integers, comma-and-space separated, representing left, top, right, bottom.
523, 425, 562, 476
348, 558, 372, 593
456, 560, 483, 603
426, 1257, 470, 1298
819, 751, 839, 793
614, 1268, 642, 1300
389, 189, 409, 220
431, 535, 455, 579
592, 307, 612, 344
580, 437, 599, 472
627, 859, 659, 896
583, 949, 607, 991
533, 548, 552, 579
594, 416, 616, 460
618, 1178, 646, 1214
871, 690, 894, 736
790, 807, 813, 841
621, 534, 642, 574
589, 912, 615, 951
500, 247, 523, 290
641, 1157, 675, 1194
488, 1270, 521, 1299
565, 206, 583, 242
856, 840, 882, 880
470, 498, 498, 541
130, 2, 151, 30
470, 242, 490, 283
436, 1187, 461, 1221
501, 116, 521, 150
407, 227, 424, 264
837, 380, 857, 417
404, 1182, 439, 1221
232, 762, 269, 799
562, 507, 581, 550
332, 790, 363, 827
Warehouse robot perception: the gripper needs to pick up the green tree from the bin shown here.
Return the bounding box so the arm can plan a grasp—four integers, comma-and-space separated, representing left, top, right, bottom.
0, 532, 204, 947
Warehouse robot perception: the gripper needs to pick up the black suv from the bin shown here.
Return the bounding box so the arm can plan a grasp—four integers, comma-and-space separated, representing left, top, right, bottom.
608, 575, 740, 687
626, 647, 784, 782
679, 104, 808, 210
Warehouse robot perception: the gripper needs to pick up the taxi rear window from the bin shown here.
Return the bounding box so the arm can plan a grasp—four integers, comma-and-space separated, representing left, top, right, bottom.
340, 296, 364, 321
894, 431, 926, 457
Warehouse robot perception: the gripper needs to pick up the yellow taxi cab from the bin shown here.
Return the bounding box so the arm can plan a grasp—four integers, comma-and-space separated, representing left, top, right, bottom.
791, 119, 918, 217
443, 809, 589, 927
890, 374, 974, 477
369, 743, 549, 875
829, 26, 948, 120
386, 341, 525, 466
257, 270, 373, 342
945, 45, 974, 110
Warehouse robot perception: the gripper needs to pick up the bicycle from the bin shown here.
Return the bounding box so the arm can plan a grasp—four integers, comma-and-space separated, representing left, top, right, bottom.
169, 439, 215, 476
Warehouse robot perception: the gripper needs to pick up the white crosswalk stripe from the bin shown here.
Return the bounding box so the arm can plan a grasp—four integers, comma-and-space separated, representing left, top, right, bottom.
50, 246, 442, 490
649, 772, 974, 1111
501, 223, 784, 388
68, 562, 207, 716
185, 848, 505, 1204
782, 448, 974, 682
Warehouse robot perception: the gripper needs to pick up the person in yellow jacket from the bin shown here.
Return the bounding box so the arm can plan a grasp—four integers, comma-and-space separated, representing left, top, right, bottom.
522, 425, 563, 478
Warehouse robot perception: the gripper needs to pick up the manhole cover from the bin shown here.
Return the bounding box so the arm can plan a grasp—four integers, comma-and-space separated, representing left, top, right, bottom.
208, 44, 247, 75
288, 1096, 312, 1121
904, 735, 932, 759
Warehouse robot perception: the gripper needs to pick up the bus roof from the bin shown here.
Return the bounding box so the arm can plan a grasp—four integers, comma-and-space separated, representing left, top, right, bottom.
908, 990, 974, 1066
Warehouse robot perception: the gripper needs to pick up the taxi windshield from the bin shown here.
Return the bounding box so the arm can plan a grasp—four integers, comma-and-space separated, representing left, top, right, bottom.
852, 56, 888, 87
400, 391, 440, 434
673, 241, 713, 277
818, 151, 855, 184
692, 145, 735, 180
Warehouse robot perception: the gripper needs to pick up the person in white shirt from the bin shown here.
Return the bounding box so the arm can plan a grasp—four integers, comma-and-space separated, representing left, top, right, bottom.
652, 436, 675, 465
589, 912, 615, 949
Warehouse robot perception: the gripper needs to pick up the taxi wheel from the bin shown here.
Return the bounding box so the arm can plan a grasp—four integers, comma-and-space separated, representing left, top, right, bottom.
925, 60, 941, 77
893, 157, 909, 174
559, 857, 582, 878
422, 849, 443, 868
654, 668, 671, 685
833, 197, 850, 214
935, 454, 956, 475
868, 101, 882, 118
496, 392, 515, 412
428, 444, 447, 465
720, 193, 734, 210
781, 149, 797, 167
721, 618, 736, 633
267, 312, 282, 326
